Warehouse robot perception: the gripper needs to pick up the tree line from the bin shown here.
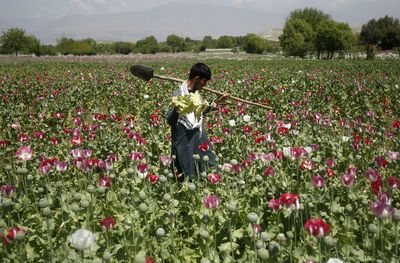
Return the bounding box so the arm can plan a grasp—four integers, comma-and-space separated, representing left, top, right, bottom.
1, 8, 399, 59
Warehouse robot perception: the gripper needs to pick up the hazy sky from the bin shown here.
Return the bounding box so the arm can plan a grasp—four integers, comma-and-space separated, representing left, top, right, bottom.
1, 0, 399, 26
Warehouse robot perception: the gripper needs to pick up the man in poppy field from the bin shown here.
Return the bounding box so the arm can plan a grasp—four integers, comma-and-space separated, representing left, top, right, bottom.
166, 62, 226, 181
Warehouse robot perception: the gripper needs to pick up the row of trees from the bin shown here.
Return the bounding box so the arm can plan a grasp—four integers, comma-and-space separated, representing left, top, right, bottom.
280, 8, 400, 59
1, 8, 399, 59
0, 29, 278, 56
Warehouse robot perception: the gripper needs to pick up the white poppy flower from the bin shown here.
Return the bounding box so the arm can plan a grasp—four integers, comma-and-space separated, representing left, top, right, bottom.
70, 229, 96, 251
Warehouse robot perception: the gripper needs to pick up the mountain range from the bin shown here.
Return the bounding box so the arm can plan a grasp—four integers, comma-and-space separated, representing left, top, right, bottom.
0, 2, 285, 44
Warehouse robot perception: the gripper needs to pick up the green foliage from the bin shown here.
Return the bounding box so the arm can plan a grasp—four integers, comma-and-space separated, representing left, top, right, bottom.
166, 34, 185, 53
56, 37, 96, 56
315, 20, 356, 59
360, 16, 400, 59
280, 19, 314, 58
113, 41, 134, 55
135, 36, 159, 54
0, 59, 399, 262
242, 34, 266, 54
216, 36, 235, 49
0, 28, 30, 56
288, 7, 331, 31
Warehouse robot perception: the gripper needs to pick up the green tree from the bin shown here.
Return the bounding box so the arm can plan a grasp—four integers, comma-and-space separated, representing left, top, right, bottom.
360, 16, 400, 59
279, 18, 314, 58
166, 34, 185, 53
0, 28, 30, 56
201, 35, 216, 50
57, 37, 75, 55
25, 35, 41, 56
135, 36, 159, 54
243, 34, 265, 54
288, 7, 331, 31
114, 41, 134, 54
216, 35, 234, 48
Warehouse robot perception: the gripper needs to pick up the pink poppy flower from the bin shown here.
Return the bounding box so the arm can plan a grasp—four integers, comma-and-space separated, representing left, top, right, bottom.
207, 173, 222, 184
160, 155, 172, 166
203, 195, 219, 210
16, 146, 33, 161
268, 198, 281, 210
98, 176, 112, 188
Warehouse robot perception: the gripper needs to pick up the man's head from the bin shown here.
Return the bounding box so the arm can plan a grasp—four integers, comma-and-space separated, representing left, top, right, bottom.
188, 63, 211, 91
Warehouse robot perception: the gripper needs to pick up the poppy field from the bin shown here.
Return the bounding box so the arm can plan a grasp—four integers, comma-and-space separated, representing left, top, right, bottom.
0, 56, 399, 263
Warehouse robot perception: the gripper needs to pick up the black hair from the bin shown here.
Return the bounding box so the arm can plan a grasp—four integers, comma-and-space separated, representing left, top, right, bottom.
188, 62, 211, 80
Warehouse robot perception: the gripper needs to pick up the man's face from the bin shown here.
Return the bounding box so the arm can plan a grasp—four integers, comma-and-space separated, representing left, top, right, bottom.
194, 77, 208, 91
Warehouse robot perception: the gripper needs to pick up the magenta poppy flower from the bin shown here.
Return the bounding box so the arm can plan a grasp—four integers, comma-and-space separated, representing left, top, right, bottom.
371, 200, 394, 219
55, 160, 68, 172
340, 173, 356, 187
98, 176, 112, 188
16, 146, 33, 161
312, 175, 325, 188
100, 216, 116, 230
364, 168, 380, 182
268, 198, 281, 211
129, 152, 145, 161
97, 160, 112, 171
386, 151, 400, 160
34, 130, 45, 139
18, 133, 30, 142
304, 218, 330, 238
207, 173, 222, 184
326, 158, 336, 168
388, 176, 400, 189
0, 185, 16, 196
375, 156, 389, 168
137, 163, 148, 173
263, 166, 276, 177
203, 195, 219, 210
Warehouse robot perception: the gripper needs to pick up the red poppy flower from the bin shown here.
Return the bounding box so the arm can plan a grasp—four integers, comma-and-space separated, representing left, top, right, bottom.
100, 216, 116, 230
6, 226, 26, 241
304, 218, 330, 238
147, 173, 160, 183
198, 142, 210, 152
280, 193, 300, 210
277, 127, 288, 136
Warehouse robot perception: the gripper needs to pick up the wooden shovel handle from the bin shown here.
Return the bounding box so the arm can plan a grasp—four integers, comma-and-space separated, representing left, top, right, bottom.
153, 74, 271, 109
